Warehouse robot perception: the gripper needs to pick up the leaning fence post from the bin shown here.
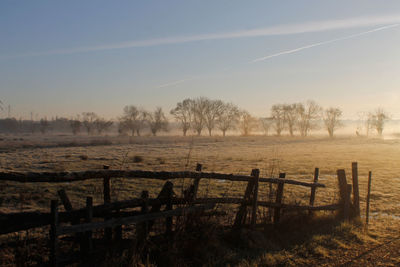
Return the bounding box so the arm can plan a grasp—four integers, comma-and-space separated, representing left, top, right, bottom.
366, 171, 372, 225
352, 162, 360, 217
309, 168, 319, 216
50, 200, 59, 267
273, 173, 286, 224
250, 169, 260, 227
234, 170, 256, 227
103, 165, 112, 242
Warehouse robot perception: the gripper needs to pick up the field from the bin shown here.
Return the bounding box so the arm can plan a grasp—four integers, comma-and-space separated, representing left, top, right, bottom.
1, 134, 400, 266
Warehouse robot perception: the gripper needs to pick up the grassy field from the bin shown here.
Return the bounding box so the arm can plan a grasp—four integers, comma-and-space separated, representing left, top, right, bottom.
1, 134, 400, 266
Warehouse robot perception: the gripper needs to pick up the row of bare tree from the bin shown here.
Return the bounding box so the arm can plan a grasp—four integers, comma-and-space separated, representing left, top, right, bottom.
0, 98, 390, 137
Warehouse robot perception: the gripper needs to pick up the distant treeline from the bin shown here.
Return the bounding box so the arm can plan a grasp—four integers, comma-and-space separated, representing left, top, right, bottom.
0, 97, 390, 137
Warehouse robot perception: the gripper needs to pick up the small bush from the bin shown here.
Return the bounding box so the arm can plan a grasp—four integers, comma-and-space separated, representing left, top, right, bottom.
132, 155, 144, 163
79, 155, 89, 160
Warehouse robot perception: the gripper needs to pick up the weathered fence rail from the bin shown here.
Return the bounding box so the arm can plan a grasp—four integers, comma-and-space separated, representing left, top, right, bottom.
1, 163, 365, 267
0, 169, 325, 188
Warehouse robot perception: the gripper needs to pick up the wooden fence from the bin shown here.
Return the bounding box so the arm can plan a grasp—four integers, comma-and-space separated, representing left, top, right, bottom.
0, 163, 363, 266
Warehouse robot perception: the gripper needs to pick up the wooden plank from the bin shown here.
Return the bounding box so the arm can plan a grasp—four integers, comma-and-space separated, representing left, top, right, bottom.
250, 169, 260, 227
0, 170, 326, 188
366, 171, 372, 225
49, 200, 59, 267
352, 162, 360, 217
273, 173, 286, 224
58, 204, 215, 235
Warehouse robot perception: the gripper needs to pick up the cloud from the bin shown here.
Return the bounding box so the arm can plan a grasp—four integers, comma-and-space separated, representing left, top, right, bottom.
251, 24, 400, 62
3, 14, 400, 59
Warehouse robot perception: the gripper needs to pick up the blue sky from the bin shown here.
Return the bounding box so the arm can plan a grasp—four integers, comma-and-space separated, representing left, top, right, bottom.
1, 1, 400, 119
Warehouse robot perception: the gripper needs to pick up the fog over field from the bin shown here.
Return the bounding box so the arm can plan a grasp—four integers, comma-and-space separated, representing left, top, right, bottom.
2, 1, 400, 266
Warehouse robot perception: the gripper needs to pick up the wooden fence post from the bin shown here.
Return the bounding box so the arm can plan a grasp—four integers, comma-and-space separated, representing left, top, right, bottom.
234, 170, 256, 227
250, 169, 260, 227
165, 183, 173, 235
57, 189, 73, 211
309, 168, 319, 216
337, 169, 348, 204
84, 197, 93, 255
192, 163, 202, 200
50, 200, 59, 267
344, 184, 352, 221
352, 162, 360, 217
148, 181, 174, 232
103, 165, 112, 242
138, 191, 149, 243
366, 171, 372, 225
273, 173, 286, 224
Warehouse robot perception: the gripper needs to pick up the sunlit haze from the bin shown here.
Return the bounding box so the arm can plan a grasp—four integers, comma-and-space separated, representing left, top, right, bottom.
1, 1, 400, 119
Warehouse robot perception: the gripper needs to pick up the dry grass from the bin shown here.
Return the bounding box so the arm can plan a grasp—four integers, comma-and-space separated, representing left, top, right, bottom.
1, 134, 400, 265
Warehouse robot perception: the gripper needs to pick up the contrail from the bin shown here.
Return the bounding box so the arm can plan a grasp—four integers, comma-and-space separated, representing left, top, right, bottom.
2, 14, 400, 59
156, 24, 400, 88
252, 24, 400, 62
155, 79, 192, 89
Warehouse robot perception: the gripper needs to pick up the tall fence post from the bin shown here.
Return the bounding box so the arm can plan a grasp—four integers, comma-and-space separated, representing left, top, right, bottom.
138, 190, 149, 243
344, 184, 352, 221
250, 169, 260, 228
309, 168, 319, 216
103, 165, 112, 242
366, 171, 372, 225
84, 197, 93, 255
165, 183, 173, 235
273, 173, 286, 225
352, 162, 360, 217
50, 200, 59, 267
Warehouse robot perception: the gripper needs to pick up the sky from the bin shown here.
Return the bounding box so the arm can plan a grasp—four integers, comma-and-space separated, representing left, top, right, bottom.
1, 1, 400, 120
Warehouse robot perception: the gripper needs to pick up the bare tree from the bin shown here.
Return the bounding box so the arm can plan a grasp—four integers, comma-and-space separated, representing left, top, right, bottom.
204, 99, 224, 136
271, 104, 285, 136
191, 97, 208, 136
323, 107, 343, 138
239, 110, 258, 136
217, 103, 240, 137
371, 108, 390, 136
70, 118, 81, 135
297, 100, 322, 136
259, 117, 273, 136
283, 103, 300, 136
119, 106, 147, 136
148, 107, 169, 136
82, 112, 98, 135
170, 99, 193, 136
94, 118, 113, 135
40, 118, 49, 134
